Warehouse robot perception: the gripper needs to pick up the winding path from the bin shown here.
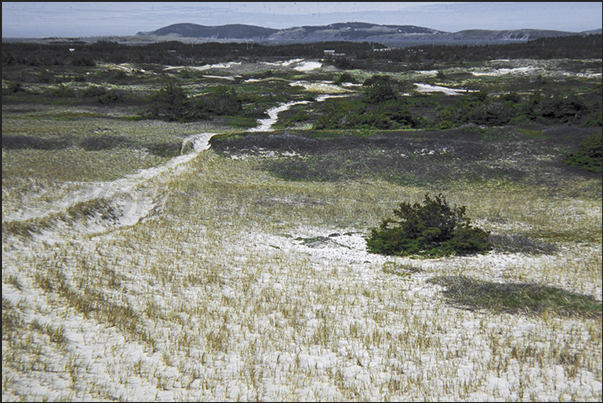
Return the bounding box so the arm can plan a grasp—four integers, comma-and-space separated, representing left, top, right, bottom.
3, 133, 215, 227
3, 87, 350, 234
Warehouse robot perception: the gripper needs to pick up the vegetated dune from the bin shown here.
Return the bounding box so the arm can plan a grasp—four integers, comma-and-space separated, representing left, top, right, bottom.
2, 56, 601, 402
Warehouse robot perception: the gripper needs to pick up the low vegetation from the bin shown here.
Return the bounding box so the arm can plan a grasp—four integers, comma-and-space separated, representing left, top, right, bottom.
564, 132, 602, 172
2, 34, 600, 67
213, 124, 602, 192
429, 276, 602, 318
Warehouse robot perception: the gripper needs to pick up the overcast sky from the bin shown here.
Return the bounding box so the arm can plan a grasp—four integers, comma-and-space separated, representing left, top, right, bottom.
2, 2, 602, 38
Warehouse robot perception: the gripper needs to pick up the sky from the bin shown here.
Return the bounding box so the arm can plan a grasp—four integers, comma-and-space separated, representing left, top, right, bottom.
2, 2, 602, 38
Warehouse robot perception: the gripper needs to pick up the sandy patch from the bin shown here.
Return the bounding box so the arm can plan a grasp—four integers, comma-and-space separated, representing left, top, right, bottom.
414, 83, 476, 95
290, 80, 352, 93
294, 61, 322, 71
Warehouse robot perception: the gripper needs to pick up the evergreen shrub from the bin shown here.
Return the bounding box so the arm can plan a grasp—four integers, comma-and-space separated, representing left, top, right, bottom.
335, 72, 357, 84
366, 193, 492, 257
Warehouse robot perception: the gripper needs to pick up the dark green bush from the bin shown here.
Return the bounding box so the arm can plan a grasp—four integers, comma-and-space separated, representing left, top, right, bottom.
197, 85, 242, 116
47, 83, 76, 97
37, 69, 55, 83
144, 82, 245, 122
82, 85, 107, 98
362, 74, 390, 87
70, 54, 95, 67
81, 85, 123, 104
580, 111, 602, 127
363, 75, 399, 104
2, 81, 23, 94
334, 72, 357, 84
366, 193, 492, 257
563, 132, 602, 172
311, 95, 427, 130
98, 89, 123, 104
147, 82, 200, 122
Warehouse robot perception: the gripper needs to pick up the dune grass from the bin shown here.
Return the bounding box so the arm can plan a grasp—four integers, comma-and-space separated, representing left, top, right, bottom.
3, 141, 601, 401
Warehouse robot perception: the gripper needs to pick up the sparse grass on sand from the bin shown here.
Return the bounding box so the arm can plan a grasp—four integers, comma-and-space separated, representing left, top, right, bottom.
3, 143, 601, 401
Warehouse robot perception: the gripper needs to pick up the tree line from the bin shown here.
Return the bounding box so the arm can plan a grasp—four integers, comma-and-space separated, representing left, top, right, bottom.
367, 34, 602, 64
3, 34, 601, 68
1, 41, 376, 67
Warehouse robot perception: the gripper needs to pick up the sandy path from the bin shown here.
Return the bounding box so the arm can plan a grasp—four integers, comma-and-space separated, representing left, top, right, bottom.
250, 93, 351, 132
4, 78, 353, 233
3, 133, 215, 230
249, 101, 311, 132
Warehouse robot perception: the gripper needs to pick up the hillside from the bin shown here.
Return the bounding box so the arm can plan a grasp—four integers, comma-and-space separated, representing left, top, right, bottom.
136, 21, 600, 46
140, 23, 278, 40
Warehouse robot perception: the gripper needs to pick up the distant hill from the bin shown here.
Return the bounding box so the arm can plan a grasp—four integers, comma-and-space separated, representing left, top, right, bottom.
450, 29, 594, 41
137, 22, 601, 46
142, 23, 278, 40
136, 22, 445, 44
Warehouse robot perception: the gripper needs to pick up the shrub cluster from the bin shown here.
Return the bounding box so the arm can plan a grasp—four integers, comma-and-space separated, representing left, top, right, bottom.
146, 82, 242, 122
366, 194, 492, 257
435, 89, 600, 128
3, 35, 600, 68
313, 76, 428, 130
311, 78, 601, 131
146, 82, 201, 122
334, 72, 358, 84
81, 85, 124, 104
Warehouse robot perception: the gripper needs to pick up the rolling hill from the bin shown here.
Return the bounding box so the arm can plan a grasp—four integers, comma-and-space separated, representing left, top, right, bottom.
136, 22, 601, 46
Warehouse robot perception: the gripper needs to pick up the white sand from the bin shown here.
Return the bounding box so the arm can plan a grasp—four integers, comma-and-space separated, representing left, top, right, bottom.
414, 83, 476, 95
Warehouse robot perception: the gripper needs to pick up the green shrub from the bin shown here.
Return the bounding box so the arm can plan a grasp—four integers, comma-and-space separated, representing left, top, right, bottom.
98, 89, 123, 104
335, 72, 357, 84
2, 81, 23, 94
37, 69, 55, 83
366, 193, 492, 257
563, 132, 602, 172
198, 85, 242, 116
364, 75, 398, 104
580, 110, 602, 127
47, 83, 76, 97
82, 85, 107, 98
147, 82, 199, 122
